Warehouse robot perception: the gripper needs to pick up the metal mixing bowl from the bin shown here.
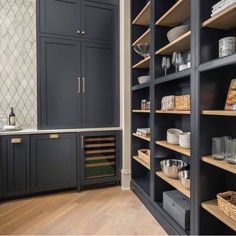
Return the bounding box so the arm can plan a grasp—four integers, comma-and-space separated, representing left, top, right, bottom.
160, 159, 188, 179
178, 169, 190, 190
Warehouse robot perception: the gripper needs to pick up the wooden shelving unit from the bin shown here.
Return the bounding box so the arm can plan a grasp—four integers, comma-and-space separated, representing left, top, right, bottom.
156, 0, 191, 27
132, 110, 150, 113
202, 3, 236, 30
202, 110, 236, 116
155, 31, 191, 55
133, 133, 150, 142
156, 110, 190, 115
202, 156, 236, 174
132, 56, 150, 69
202, 199, 236, 232
132, 29, 150, 46
156, 171, 190, 198
156, 140, 190, 157
133, 156, 150, 170
132, 1, 150, 26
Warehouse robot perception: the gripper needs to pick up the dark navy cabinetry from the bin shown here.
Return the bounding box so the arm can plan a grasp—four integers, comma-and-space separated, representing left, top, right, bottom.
31, 133, 77, 193
37, 0, 119, 129
0, 136, 30, 197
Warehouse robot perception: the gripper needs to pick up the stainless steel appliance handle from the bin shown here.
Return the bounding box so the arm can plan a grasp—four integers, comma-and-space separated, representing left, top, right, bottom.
81, 136, 84, 149
77, 77, 81, 94
82, 77, 85, 93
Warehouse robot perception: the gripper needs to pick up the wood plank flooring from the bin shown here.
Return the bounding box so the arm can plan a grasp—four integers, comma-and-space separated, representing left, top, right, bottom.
0, 187, 167, 235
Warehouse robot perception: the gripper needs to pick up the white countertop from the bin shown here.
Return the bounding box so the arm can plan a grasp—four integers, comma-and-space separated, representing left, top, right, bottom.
0, 127, 123, 136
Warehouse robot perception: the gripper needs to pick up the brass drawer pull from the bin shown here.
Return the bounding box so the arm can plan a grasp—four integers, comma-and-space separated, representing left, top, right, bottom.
50, 134, 59, 139
11, 138, 22, 144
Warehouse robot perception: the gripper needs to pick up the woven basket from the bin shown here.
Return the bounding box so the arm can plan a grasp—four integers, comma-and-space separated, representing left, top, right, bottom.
175, 95, 190, 111
217, 191, 236, 221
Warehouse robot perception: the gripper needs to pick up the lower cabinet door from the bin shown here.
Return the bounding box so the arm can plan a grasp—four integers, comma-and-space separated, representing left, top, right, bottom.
0, 136, 30, 197
31, 133, 77, 193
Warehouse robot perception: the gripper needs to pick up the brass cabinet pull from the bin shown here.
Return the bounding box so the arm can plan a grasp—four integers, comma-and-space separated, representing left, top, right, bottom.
50, 134, 59, 139
11, 138, 22, 144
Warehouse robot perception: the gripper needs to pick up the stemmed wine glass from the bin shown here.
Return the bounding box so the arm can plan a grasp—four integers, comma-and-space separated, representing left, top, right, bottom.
172, 52, 183, 72
161, 57, 170, 76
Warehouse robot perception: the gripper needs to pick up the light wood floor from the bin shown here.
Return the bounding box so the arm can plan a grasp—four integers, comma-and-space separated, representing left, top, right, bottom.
0, 187, 167, 235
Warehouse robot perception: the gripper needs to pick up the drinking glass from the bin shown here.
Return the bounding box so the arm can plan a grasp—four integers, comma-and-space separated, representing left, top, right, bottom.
0, 115, 8, 129
226, 139, 236, 164
161, 57, 170, 76
172, 52, 178, 72
186, 51, 191, 68
176, 53, 183, 71
225, 139, 233, 160
212, 137, 224, 160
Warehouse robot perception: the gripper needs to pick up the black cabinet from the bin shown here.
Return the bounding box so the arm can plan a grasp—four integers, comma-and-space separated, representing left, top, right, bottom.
78, 131, 121, 186
31, 133, 77, 193
39, 37, 82, 129
81, 42, 118, 128
37, 0, 120, 129
39, 0, 80, 37
81, 0, 117, 42
0, 136, 30, 197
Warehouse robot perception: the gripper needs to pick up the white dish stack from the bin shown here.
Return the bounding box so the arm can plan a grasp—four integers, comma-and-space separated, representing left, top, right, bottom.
211, 0, 236, 17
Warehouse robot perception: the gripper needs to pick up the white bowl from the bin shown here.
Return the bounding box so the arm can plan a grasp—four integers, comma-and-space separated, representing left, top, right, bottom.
167, 128, 183, 145
167, 25, 190, 43
179, 132, 191, 149
138, 75, 150, 84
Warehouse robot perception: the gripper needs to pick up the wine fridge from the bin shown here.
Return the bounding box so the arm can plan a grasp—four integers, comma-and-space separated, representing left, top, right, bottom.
79, 131, 121, 187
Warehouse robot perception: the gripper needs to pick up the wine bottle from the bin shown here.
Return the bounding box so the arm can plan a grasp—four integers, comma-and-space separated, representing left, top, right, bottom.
9, 108, 16, 126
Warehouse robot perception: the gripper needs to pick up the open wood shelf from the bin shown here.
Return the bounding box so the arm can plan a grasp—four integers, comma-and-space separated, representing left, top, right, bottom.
156, 0, 191, 27
202, 156, 236, 174
132, 56, 150, 69
202, 199, 236, 232
156, 171, 190, 198
202, 110, 236, 116
156, 110, 190, 115
132, 110, 150, 113
156, 140, 190, 157
155, 31, 191, 55
132, 29, 150, 46
132, 1, 150, 26
133, 156, 150, 170
202, 3, 236, 30
133, 133, 150, 142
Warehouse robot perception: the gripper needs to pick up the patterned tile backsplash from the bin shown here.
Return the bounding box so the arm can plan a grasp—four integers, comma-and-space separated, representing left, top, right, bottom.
0, 0, 37, 128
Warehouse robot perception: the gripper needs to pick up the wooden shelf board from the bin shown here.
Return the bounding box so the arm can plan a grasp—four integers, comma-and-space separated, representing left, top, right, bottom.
156, 110, 190, 115
202, 110, 236, 116
132, 1, 150, 26
133, 133, 150, 142
156, 0, 191, 27
132, 29, 150, 46
156, 140, 190, 157
86, 162, 116, 168
202, 3, 236, 30
133, 156, 150, 170
156, 171, 190, 198
155, 31, 191, 55
202, 199, 236, 231
202, 156, 236, 175
86, 155, 115, 161
132, 56, 150, 69
132, 110, 150, 113
132, 82, 150, 91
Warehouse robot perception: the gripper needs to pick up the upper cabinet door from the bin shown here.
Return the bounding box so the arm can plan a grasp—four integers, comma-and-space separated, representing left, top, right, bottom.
81, 0, 117, 42
81, 42, 119, 128
39, 37, 82, 129
39, 0, 80, 37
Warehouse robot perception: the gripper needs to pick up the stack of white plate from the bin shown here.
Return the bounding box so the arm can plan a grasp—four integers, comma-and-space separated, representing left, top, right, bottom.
211, 0, 236, 17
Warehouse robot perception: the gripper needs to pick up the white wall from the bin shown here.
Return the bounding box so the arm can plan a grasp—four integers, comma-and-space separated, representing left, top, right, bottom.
120, 0, 131, 190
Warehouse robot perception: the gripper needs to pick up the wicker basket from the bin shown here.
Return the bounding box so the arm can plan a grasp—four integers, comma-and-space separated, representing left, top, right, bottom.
175, 95, 190, 111
217, 191, 236, 221
138, 149, 150, 164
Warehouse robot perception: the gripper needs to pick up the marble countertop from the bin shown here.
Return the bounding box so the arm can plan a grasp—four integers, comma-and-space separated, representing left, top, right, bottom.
0, 127, 122, 136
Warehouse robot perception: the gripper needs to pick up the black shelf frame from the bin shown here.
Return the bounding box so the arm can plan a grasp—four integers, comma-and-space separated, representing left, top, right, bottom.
131, 0, 236, 235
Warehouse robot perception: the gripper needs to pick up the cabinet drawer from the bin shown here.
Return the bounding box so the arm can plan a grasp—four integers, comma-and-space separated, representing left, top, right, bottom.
0, 135, 30, 197
31, 133, 77, 193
